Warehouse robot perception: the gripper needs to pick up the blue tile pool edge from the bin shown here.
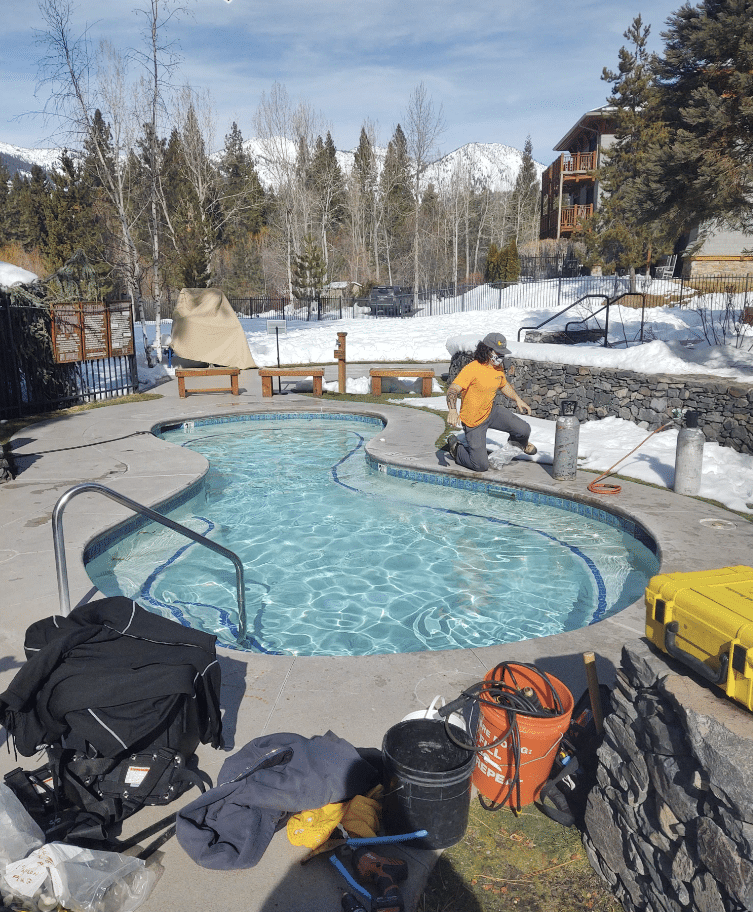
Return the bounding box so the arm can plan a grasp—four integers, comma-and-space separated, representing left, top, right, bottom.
83, 411, 659, 565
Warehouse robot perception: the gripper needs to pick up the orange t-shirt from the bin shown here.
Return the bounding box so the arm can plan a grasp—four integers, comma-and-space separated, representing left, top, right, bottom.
453, 360, 506, 428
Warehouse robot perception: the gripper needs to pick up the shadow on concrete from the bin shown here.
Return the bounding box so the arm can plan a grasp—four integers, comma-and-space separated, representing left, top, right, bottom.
216, 653, 250, 751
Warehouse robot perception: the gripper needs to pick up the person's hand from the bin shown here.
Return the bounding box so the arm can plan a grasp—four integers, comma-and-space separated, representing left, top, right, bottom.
447, 407, 461, 428
517, 399, 532, 416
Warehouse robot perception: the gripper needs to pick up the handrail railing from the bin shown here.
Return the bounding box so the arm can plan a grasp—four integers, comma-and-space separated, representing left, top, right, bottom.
52, 482, 247, 645
564, 292, 646, 347
517, 294, 609, 342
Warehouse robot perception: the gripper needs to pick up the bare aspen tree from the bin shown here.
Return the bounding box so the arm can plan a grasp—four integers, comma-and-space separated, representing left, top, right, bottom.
405, 83, 444, 308
131, 0, 188, 362
35, 0, 153, 363
253, 83, 326, 296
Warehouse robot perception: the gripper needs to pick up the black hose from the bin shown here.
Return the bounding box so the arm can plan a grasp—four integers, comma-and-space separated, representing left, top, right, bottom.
438, 662, 565, 812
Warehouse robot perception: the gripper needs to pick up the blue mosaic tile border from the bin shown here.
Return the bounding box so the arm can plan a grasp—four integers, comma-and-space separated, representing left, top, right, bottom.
157, 412, 385, 432
364, 454, 658, 556
84, 411, 657, 564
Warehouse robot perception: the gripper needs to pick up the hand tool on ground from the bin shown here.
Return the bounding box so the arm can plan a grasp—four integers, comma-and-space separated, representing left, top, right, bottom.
350, 845, 407, 912
326, 830, 427, 912
341, 893, 369, 912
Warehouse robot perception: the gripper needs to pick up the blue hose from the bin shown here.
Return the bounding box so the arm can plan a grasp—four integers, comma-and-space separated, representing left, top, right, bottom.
330, 856, 372, 900
344, 829, 428, 847
328, 830, 429, 900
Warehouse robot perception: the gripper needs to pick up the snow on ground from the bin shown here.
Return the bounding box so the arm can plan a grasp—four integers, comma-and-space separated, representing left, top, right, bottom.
0, 261, 38, 287
134, 283, 753, 516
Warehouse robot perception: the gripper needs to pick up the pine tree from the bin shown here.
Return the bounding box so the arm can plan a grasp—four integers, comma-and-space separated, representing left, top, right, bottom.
308, 131, 346, 257
379, 124, 413, 281
0, 161, 11, 247
584, 15, 671, 282
485, 242, 501, 282
350, 125, 379, 280
641, 0, 753, 233
43, 151, 103, 276
500, 236, 521, 283
214, 122, 266, 296
291, 234, 327, 300
508, 137, 540, 246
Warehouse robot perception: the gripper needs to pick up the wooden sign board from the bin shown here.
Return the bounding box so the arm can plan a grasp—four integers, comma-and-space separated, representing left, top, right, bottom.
51, 302, 134, 363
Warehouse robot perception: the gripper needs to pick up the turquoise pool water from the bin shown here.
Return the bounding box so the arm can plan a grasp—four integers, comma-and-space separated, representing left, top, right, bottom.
85, 414, 659, 656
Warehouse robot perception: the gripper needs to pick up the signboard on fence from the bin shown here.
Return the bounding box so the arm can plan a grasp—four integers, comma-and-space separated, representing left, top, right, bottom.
51, 302, 134, 363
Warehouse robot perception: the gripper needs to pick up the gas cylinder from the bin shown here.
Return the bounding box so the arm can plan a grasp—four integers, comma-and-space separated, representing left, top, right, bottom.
673, 410, 704, 496
553, 400, 580, 481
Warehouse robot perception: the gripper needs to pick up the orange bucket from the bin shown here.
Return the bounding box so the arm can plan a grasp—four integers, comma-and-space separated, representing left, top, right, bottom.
471, 663, 573, 809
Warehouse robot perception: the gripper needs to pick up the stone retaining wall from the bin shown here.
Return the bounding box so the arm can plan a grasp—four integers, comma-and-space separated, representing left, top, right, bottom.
448, 353, 753, 454
583, 640, 753, 912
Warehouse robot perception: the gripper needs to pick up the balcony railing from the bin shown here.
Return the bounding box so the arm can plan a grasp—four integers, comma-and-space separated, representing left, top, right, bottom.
562, 151, 596, 174
560, 204, 593, 231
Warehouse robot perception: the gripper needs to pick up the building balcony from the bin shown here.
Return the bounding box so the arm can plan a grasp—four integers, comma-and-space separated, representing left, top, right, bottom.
540, 205, 593, 239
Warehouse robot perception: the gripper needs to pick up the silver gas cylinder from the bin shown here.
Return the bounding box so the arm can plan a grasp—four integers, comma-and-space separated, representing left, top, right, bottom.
673, 410, 704, 496
553, 400, 580, 481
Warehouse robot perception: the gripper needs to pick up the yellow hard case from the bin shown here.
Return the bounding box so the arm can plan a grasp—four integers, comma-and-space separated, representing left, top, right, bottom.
645, 566, 753, 711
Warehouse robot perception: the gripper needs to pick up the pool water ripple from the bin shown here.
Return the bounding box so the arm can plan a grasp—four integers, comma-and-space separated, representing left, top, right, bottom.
84, 416, 659, 656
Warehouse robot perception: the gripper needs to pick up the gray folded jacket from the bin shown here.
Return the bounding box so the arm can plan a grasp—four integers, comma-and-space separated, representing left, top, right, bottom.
175, 730, 378, 869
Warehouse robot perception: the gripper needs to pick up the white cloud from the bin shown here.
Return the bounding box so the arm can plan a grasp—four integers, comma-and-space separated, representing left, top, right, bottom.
1, 0, 681, 162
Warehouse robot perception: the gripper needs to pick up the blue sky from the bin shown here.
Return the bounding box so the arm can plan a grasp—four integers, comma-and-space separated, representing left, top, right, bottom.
1, 0, 682, 164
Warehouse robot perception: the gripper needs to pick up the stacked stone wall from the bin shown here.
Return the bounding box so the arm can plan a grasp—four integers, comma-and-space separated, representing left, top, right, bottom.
448, 352, 753, 454
584, 641, 753, 912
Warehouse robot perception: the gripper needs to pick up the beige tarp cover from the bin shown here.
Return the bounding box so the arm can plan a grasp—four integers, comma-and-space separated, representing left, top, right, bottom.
170, 288, 257, 369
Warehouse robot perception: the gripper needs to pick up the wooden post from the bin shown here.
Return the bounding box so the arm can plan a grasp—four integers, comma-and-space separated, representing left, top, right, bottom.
333, 331, 347, 394
583, 651, 604, 735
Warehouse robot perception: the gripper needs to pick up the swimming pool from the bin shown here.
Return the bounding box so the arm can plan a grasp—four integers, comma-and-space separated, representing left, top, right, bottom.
85, 414, 660, 656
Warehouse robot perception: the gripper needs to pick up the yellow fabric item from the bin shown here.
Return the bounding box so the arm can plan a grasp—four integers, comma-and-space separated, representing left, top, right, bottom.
340, 785, 383, 837
453, 360, 506, 428
287, 802, 347, 848
288, 785, 383, 852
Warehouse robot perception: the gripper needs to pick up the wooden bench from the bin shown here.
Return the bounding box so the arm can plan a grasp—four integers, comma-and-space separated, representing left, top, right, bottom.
176, 367, 240, 398
369, 368, 434, 397
259, 368, 324, 397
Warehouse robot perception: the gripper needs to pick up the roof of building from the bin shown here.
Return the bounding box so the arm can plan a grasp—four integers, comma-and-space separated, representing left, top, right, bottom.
554, 105, 616, 152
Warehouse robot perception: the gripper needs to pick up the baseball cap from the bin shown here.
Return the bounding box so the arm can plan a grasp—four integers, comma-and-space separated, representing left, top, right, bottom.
482, 332, 511, 354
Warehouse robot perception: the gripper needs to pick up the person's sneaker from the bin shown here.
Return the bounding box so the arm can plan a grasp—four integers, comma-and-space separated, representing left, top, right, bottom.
523, 442, 537, 455
446, 434, 460, 460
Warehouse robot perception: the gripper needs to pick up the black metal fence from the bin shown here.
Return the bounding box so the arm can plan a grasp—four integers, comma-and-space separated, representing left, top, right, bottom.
227, 295, 350, 321
0, 297, 138, 421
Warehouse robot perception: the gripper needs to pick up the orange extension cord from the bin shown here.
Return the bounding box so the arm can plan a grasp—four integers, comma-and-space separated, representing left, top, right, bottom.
586, 423, 673, 496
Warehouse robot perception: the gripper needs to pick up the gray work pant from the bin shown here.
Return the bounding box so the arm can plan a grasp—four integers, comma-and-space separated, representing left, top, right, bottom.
453, 400, 531, 472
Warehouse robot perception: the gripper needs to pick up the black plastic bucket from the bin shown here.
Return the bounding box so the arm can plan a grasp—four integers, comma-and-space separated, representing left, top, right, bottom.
382, 718, 475, 849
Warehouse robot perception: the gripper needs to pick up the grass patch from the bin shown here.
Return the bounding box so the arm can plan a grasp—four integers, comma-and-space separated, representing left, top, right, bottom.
420, 802, 622, 912
1, 392, 163, 446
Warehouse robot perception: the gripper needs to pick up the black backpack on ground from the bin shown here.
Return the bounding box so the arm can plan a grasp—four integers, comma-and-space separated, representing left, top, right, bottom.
1, 596, 223, 841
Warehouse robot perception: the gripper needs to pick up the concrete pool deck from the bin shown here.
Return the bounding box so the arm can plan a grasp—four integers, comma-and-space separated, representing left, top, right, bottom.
2, 362, 752, 912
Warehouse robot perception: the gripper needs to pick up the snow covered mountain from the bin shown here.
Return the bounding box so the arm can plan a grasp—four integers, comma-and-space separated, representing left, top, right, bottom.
1, 137, 545, 193
0, 141, 63, 177
246, 139, 545, 193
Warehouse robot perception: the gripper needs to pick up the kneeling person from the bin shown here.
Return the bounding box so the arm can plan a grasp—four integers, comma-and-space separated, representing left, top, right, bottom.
446, 332, 536, 472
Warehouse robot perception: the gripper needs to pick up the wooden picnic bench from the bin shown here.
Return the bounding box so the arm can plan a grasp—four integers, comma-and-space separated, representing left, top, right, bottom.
175, 367, 240, 398
259, 367, 324, 397
369, 368, 434, 397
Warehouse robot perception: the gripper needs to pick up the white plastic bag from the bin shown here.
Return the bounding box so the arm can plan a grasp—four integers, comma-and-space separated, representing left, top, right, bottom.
0, 782, 45, 869
488, 443, 517, 468
2, 844, 161, 912
402, 695, 467, 733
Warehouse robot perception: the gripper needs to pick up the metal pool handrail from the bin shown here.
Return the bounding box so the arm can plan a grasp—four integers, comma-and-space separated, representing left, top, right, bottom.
52, 482, 247, 644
